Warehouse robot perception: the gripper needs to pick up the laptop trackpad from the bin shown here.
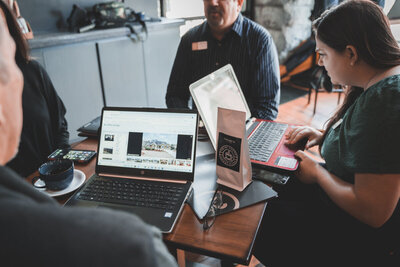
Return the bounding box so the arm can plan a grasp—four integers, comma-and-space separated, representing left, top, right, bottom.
98, 204, 175, 233
98, 204, 165, 222
99, 204, 141, 214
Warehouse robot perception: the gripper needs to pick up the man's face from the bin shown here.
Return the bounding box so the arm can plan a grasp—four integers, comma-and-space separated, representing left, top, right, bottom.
203, 0, 243, 33
0, 15, 24, 164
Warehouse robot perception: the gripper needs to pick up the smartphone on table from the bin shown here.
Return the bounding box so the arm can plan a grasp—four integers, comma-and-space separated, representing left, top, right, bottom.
48, 148, 96, 164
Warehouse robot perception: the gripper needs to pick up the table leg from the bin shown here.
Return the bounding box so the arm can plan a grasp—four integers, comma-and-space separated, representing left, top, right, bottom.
177, 249, 186, 267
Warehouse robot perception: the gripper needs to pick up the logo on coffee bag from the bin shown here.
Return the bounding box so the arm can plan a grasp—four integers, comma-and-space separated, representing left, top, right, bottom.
217, 132, 241, 172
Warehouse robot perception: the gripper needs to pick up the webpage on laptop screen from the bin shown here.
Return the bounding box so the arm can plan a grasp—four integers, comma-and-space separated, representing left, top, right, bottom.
97, 110, 197, 173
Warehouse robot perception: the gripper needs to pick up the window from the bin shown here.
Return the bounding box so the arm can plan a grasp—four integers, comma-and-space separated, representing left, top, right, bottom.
160, 0, 253, 36
160, 0, 205, 36
163, 0, 204, 18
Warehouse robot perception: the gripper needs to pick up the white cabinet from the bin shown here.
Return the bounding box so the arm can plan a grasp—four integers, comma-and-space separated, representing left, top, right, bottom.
97, 37, 148, 107
143, 26, 181, 108
41, 42, 104, 141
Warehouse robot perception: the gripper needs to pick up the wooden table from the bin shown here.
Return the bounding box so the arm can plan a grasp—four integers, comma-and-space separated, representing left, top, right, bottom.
27, 138, 267, 266
164, 200, 267, 265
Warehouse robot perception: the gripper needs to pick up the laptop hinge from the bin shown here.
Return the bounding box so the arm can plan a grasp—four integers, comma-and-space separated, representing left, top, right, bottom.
246, 117, 256, 130
98, 173, 188, 184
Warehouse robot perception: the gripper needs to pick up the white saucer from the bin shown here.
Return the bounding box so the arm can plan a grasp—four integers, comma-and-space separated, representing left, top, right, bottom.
35, 169, 86, 197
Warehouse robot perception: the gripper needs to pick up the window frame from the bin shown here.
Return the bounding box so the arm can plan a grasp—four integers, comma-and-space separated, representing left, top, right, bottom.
159, 0, 254, 20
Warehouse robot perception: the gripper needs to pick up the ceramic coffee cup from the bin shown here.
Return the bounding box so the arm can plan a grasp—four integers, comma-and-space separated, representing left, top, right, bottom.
32, 159, 74, 191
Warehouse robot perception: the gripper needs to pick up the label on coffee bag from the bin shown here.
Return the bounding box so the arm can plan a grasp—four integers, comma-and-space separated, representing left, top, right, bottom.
217, 132, 241, 172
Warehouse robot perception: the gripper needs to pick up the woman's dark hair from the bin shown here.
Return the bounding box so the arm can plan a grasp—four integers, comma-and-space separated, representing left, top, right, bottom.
313, 0, 400, 147
0, 0, 29, 63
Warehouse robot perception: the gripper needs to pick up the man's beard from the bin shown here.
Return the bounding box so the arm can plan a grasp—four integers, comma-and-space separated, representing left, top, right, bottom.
207, 7, 223, 26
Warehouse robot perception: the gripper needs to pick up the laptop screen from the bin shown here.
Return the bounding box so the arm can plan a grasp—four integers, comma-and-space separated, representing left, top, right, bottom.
388, 0, 400, 19
96, 108, 198, 178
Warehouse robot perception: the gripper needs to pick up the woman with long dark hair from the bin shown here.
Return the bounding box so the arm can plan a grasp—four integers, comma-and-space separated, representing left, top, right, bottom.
0, 0, 70, 176
254, 1, 399, 266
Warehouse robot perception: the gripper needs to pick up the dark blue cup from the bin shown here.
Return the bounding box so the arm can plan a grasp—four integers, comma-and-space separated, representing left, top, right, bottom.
32, 159, 74, 191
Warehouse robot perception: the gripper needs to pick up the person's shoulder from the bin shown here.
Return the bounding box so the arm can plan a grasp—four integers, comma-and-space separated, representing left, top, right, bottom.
381, 74, 400, 91
368, 75, 400, 101
27, 59, 47, 73
62, 207, 163, 266
354, 75, 400, 122
0, 165, 56, 207
1, 200, 164, 266
18, 58, 42, 70
241, 16, 272, 39
377, 75, 400, 112
0, 165, 29, 190
240, 16, 273, 49
18, 59, 46, 78
27, 58, 41, 67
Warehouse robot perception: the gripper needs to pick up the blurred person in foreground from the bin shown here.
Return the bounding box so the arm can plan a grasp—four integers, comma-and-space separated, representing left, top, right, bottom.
0, 12, 177, 267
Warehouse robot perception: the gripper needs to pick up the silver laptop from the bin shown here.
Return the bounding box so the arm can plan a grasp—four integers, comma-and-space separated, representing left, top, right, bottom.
66, 107, 198, 233
388, 0, 400, 19
190, 64, 302, 174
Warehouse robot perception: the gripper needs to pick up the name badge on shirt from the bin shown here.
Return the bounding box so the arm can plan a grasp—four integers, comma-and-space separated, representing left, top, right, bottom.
192, 41, 208, 51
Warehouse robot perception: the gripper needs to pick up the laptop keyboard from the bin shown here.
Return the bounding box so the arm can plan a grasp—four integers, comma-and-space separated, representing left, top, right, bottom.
77, 177, 185, 210
248, 121, 288, 163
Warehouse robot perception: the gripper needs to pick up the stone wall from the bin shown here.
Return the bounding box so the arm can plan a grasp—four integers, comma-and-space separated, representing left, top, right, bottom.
254, 0, 314, 62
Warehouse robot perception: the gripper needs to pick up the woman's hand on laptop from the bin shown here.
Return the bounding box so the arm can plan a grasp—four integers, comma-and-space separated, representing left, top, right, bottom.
293, 150, 322, 184
285, 126, 323, 149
